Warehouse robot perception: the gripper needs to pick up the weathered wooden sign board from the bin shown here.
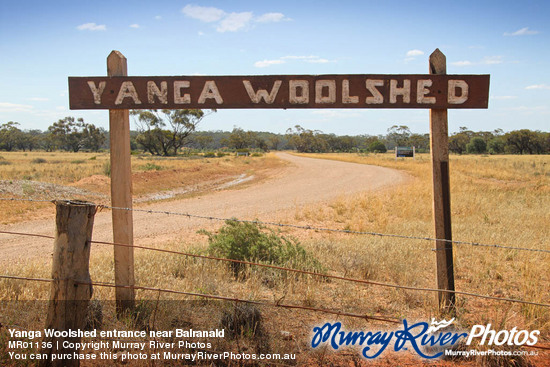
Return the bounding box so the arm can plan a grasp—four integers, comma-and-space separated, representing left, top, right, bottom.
69, 74, 489, 110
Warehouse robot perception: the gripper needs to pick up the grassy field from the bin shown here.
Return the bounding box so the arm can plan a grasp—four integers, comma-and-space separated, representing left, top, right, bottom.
0, 151, 284, 224
1, 151, 549, 366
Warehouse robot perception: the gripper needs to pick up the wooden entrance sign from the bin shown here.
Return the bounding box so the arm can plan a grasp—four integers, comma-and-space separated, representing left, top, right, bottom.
70, 74, 488, 110
69, 49, 489, 312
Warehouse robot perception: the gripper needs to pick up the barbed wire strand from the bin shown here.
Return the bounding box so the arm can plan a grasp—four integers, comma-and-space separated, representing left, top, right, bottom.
1, 230, 549, 309
0, 274, 53, 283
0, 275, 398, 324
82, 280, 401, 324
0, 197, 547, 255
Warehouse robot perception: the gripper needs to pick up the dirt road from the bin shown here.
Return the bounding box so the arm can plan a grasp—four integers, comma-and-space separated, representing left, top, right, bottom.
0, 153, 406, 264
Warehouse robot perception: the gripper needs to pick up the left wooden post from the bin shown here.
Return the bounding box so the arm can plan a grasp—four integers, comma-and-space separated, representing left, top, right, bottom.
107, 50, 135, 315
40, 200, 96, 367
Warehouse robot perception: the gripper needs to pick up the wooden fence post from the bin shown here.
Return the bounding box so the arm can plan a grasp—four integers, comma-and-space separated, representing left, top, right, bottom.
429, 49, 456, 311
39, 200, 96, 367
107, 50, 135, 315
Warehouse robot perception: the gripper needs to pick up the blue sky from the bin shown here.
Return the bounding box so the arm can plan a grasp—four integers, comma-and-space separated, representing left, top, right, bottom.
0, 0, 548, 135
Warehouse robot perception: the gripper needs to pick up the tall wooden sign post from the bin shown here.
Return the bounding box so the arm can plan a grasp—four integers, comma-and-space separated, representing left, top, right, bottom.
107, 51, 135, 315
69, 49, 489, 313
429, 49, 455, 310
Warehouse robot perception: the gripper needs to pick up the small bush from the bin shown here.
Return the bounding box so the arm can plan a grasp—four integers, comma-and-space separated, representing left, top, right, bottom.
89, 156, 97, 160
0, 161, 11, 166
31, 158, 47, 164
251, 152, 263, 157
199, 220, 323, 278
203, 151, 216, 158
216, 151, 226, 158
71, 160, 86, 164
368, 140, 387, 153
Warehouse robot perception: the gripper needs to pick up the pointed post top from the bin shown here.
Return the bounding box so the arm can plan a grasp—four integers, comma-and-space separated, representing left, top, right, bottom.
429, 48, 446, 75
107, 50, 127, 77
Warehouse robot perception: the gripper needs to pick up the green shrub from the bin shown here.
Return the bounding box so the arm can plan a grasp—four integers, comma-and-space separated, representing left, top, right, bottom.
216, 151, 226, 158
71, 160, 86, 164
0, 161, 11, 166
199, 220, 323, 278
31, 158, 47, 164
368, 140, 387, 153
251, 152, 263, 157
203, 151, 216, 158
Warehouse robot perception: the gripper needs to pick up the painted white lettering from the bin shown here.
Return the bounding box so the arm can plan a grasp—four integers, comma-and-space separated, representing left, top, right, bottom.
289, 80, 309, 104
115, 81, 141, 105
342, 80, 358, 104
417, 79, 435, 104
147, 81, 168, 104
366, 79, 384, 104
174, 81, 191, 104
87, 81, 106, 105
315, 80, 336, 104
198, 81, 223, 104
389, 79, 411, 104
243, 80, 282, 104
448, 80, 469, 104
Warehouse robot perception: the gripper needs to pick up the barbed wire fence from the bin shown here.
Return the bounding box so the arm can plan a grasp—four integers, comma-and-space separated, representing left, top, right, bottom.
1, 197, 548, 254
1, 197, 549, 362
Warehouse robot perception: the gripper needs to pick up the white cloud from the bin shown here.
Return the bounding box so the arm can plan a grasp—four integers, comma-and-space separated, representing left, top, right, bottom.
504, 27, 539, 36
406, 49, 424, 57
217, 12, 253, 32
130, 24, 140, 29
255, 12, 289, 23
77, 23, 106, 31
451, 60, 474, 67
155, 15, 162, 20
525, 84, 550, 90
0, 102, 34, 112
198, 31, 205, 36
182, 4, 225, 23
182, 5, 289, 33
254, 59, 286, 68
482, 56, 503, 65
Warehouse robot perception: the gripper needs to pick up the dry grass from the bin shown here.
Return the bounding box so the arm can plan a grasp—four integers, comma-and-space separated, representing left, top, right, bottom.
287, 152, 550, 331
1, 152, 549, 365
0, 151, 285, 224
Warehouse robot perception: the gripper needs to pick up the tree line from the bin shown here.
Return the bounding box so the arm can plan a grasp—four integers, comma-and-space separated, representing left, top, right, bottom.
1, 109, 549, 155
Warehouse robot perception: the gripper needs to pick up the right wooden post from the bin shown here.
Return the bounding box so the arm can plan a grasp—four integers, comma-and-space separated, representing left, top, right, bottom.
429, 49, 456, 311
